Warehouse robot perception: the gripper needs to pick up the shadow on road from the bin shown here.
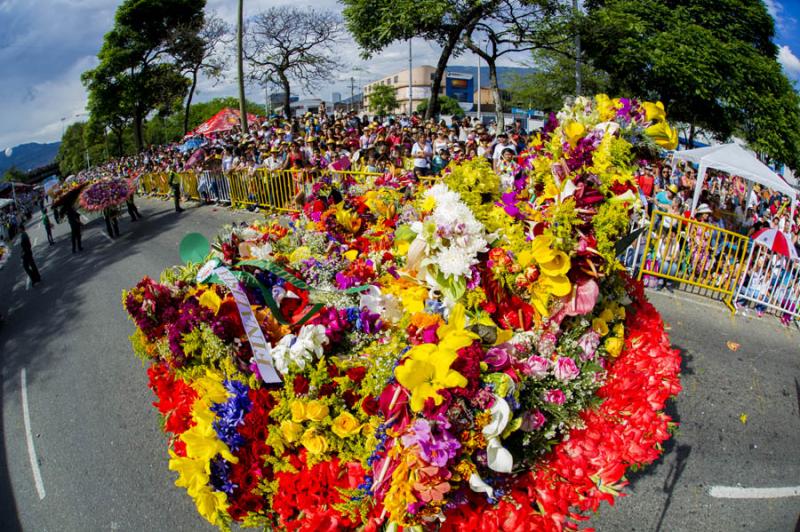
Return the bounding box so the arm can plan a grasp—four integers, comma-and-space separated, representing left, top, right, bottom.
0, 201, 190, 527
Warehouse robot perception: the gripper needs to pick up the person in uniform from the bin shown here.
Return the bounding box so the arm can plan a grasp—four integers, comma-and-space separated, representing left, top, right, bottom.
169, 164, 185, 213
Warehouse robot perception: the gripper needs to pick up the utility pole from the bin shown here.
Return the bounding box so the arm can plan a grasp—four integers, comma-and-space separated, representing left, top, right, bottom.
408, 39, 412, 115
573, 0, 582, 96
476, 52, 482, 122
237, 0, 248, 132
350, 77, 355, 113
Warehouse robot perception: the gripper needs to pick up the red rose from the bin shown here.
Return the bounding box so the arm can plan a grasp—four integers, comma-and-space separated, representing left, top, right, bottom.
345, 366, 366, 383
293, 374, 310, 395
360, 395, 379, 416
318, 382, 337, 397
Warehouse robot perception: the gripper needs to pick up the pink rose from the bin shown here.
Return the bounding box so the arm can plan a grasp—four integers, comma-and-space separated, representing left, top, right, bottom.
521, 409, 546, 431
577, 330, 601, 361
543, 389, 566, 405
523, 355, 551, 379
553, 356, 580, 381
485, 347, 511, 371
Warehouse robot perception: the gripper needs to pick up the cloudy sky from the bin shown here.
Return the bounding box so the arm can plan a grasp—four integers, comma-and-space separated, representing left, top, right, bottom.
0, 0, 799, 150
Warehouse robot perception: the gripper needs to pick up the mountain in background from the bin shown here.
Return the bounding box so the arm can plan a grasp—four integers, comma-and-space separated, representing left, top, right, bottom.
0, 142, 60, 175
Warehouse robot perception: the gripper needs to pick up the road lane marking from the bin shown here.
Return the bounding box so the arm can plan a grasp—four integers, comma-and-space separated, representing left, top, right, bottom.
20, 368, 46, 500
102, 231, 114, 243
709, 485, 800, 499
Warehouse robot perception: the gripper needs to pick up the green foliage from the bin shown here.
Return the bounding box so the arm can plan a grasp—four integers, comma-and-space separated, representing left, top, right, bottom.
583, 0, 800, 167
417, 95, 465, 118
509, 51, 609, 113
2, 166, 26, 183
367, 84, 399, 116
82, 0, 206, 151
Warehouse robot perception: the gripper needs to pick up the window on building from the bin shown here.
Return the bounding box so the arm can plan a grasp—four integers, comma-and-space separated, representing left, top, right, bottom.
394, 76, 398, 83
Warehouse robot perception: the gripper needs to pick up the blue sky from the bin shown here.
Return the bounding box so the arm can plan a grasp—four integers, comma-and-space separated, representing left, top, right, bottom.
0, 0, 798, 150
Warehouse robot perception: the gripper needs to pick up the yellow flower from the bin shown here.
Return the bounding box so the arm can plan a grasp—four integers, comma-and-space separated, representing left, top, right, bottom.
343, 249, 359, 261
394, 305, 476, 412
281, 420, 304, 443
613, 322, 625, 338
290, 246, 311, 263
301, 428, 329, 455
331, 412, 362, 438
564, 121, 585, 146
642, 101, 666, 123
593, 317, 609, 337
290, 400, 306, 422
198, 290, 222, 314
645, 121, 678, 150
538, 251, 570, 277
193, 487, 229, 525
305, 400, 329, 422
599, 308, 614, 323
420, 195, 436, 211
595, 94, 617, 121
335, 205, 362, 233
605, 336, 624, 358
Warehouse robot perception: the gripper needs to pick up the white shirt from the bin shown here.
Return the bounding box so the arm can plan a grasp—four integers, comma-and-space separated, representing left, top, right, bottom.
492, 142, 516, 161
411, 142, 432, 168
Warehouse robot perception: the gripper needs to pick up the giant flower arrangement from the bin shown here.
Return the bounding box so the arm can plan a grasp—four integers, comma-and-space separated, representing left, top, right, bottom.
79, 178, 132, 212
124, 95, 681, 530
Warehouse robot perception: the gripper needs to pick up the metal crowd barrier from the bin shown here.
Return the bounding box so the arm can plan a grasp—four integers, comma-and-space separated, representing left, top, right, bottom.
732, 243, 800, 319
637, 210, 751, 311
227, 169, 298, 212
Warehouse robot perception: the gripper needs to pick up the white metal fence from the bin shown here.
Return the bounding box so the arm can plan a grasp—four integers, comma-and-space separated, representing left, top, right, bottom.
733, 242, 800, 319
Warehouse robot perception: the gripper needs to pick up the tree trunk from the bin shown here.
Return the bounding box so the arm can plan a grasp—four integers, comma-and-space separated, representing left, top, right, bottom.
184, 69, 198, 135
237, 0, 248, 132
688, 123, 696, 149
133, 108, 143, 153
488, 58, 503, 132
280, 74, 292, 118
426, 31, 461, 121
115, 128, 124, 157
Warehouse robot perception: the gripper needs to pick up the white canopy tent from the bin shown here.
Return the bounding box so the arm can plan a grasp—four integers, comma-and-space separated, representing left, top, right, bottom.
671, 143, 796, 218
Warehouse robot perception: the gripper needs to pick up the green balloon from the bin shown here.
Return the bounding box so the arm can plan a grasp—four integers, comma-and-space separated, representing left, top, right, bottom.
179, 233, 211, 264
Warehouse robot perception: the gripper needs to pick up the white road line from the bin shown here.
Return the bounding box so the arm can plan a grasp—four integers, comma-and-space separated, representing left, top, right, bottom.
20, 369, 46, 500
101, 231, 114, 243
709, 485, 800, 499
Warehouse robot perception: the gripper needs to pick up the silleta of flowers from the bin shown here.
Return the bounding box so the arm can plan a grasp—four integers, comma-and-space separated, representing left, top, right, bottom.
79, 177, 133, 212
124, 95, 681, 531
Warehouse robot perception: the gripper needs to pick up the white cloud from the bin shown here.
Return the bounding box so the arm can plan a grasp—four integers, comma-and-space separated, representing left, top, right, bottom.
778, 45, 800, 78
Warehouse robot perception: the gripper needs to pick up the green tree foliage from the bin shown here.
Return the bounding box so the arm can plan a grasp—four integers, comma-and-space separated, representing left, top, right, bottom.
367, 84, 400, 116
57, 123, 91, 176
82, 0, 206, 151
417, 95, 465, 118
583, 0, 800, 167
2, 166, 27, 183
508, 50, 609, 113
342, 0, 500, 120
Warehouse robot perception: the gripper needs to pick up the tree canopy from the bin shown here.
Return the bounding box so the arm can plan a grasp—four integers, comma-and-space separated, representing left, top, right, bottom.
583, 0, 800, 167
82, 0, 206, 151
367, 84, 400, 116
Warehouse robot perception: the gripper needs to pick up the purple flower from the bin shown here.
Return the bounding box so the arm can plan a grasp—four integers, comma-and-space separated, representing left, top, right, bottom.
521, 409, 546, 431
553, 356, 580, 381
401, 419, 461, 467
577, 331, 601, 361
523, 355, 551, 379
543, 389, 566, 405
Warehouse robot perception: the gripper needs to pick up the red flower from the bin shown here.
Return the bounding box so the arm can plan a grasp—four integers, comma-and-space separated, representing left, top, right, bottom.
345, 366, 367, 383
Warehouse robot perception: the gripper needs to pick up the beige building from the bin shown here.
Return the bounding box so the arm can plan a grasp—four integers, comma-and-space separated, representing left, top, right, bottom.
363, 66, 444, 114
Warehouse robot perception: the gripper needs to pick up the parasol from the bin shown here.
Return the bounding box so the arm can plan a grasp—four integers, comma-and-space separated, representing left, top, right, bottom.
751, 227, 798, 259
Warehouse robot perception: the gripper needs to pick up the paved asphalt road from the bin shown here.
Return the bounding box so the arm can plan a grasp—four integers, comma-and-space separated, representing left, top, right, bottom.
0, 197, 798, 531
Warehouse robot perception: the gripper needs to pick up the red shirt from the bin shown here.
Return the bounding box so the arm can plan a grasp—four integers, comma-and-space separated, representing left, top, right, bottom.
638, 174, 655, 197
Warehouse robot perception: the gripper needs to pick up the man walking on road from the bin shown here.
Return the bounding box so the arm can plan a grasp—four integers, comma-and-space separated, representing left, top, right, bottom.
126, 195, 142, 221
65, 206, 83, 253
19, 225, 41, 285
42, 209, 54, 245
168, 165, 184, 213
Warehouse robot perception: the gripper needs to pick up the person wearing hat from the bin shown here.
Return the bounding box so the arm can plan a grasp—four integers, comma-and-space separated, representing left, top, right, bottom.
655, 183, 679, 211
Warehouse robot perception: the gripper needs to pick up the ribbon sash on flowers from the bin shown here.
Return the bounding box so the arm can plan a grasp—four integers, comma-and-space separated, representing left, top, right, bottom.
213, 266, 282, 384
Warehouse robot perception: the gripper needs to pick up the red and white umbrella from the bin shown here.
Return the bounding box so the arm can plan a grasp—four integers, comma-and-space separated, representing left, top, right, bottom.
751, 227, 798, 259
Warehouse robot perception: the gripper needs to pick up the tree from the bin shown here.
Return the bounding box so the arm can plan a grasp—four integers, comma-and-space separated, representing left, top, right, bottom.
461, 0, 570, 129
172, 14, 230, 134
237, 0, 248, 132
367, 84, 399, 116
2, 166, 26, 183
508, 49, 609, 113
342, 0, 500, 120
583, 0, 800, 166
82, 0, 204, 151
245, 6, 345, 118
417, 95, 465, 118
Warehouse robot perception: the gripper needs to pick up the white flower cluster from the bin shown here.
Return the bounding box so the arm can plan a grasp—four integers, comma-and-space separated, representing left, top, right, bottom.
271, 324, 328, 374
412, 184, 489, 279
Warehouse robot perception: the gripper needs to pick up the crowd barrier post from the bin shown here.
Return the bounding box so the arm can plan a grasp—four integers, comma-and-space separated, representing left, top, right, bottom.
180, 171, 200, 201
637, 210, 751, 312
